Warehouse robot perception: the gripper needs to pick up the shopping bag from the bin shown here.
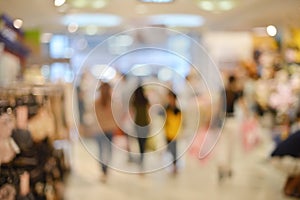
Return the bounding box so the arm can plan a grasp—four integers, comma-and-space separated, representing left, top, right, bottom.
188, 128, 215, 165
284, 175, 300, 198
146, 135, 157, 151
241, 117, 260, 152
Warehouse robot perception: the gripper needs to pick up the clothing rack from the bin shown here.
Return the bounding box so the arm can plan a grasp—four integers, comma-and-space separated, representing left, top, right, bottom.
0, 83, 69, 200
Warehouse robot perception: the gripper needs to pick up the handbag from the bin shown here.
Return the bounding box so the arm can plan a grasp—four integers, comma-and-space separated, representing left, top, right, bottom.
284, 175, 300, 198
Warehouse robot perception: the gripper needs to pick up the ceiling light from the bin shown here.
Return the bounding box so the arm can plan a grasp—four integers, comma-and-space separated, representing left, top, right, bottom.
13, 19, 23, 29
149, 14, 205, 27
267, 25, 277, 37
139, 0, 174, 3
62, 14, 122, 27
198, 1, 214, 11
68, 23, 79, 33
218, 0, 235, 10
54, 0, 66, 7
92, 0, 108, 8
71, 0, 87, 8
86, 25, 98, 35
68, 0, 108, 8
196, 0, 237, 12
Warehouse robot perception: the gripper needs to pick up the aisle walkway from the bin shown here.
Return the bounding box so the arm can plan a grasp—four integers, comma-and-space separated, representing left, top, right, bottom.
64, 126, 294, 200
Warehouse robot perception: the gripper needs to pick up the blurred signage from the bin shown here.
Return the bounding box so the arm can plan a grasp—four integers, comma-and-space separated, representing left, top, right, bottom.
0, 14, 30, 59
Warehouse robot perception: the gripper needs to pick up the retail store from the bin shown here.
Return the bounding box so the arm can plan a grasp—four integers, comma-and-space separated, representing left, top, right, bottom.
1, 0, 300, 199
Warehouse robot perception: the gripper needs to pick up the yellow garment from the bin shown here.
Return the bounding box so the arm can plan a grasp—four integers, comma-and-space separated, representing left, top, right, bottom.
164, 108, 182, 140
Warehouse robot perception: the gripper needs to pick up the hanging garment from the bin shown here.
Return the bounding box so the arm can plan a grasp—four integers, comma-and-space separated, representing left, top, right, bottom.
50, 94, 68, 140
0, 113, 18, 164
28, 106, 55, 142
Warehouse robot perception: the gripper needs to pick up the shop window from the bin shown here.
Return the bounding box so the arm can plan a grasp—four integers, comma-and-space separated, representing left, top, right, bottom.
49, 35, 70, 59
50, 62, 73, 83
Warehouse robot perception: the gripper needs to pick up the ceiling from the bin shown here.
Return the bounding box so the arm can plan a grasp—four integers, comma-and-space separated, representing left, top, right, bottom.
0, 0, 300, 34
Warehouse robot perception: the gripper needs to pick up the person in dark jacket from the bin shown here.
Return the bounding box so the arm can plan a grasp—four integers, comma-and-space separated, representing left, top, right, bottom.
131, 86, 150, 171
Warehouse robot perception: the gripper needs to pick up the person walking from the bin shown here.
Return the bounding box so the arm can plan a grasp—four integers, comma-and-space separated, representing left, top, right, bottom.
95, 82, 119, 183
164, 91, 182, 175
131, 85, 150, 171
217, 75, 244, 181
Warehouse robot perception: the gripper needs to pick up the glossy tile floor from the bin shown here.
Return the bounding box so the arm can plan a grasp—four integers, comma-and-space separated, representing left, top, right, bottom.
64, 123, 295, 200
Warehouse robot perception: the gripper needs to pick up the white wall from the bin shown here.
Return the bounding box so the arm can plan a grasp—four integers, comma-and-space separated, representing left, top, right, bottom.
0, 49, 20, 86
202, 31, 253, 69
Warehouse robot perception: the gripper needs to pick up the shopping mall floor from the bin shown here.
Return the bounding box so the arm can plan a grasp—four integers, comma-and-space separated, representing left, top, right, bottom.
63, 117, 295, 200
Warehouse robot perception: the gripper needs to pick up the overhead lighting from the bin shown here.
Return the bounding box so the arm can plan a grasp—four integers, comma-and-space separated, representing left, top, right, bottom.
54, 0, 66, 7
70, 0, 87, 8
149, 14, 205, 27
218, 0, 235, 10
196, 0, 237, 12
92, 0, 108, 8
13, 19, 23, 29
198, 1, 214, 11
68, 0, 109, 8
139, 0, 174, 3
267, 25, 277, 37
85, 25, 98, 35
68, 23, 79, 33
62, 14, 122, 27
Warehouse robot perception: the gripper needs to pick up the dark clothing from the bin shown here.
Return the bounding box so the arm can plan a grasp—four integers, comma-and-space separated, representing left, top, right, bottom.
133, 105, 149, 127
271, 130, 300, 158
166, 139, 177, 166
95, 132, 113, 175
135, 126, 149, 165
12, 129, 34, 151
225, 88, 243, 115
166, 105, 180, 115
132, 87, 150, 167
137, 137, 147, 164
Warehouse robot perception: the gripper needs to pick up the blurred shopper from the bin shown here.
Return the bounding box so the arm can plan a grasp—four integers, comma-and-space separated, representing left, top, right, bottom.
95, 82, 119, 182
270, 128, 300, 198
217, 75, 243, 181
131, 85, 150, 171
117, 75, 136, 162
77, 86, 85, 125
164, 91, 182, 175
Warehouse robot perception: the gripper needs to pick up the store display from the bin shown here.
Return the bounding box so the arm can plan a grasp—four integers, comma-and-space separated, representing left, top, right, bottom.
28, 105, 55, 142
0, 84, 70, 200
